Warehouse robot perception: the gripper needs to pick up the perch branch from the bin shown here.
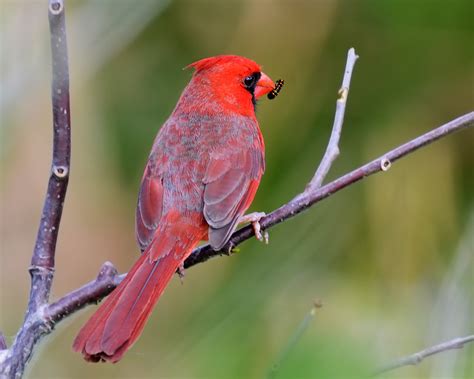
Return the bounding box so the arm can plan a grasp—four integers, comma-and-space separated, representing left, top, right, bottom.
0, 1, 70, 377
373, 335, 474, 375
184, 111, 474, 267
1, 3, 473, 374
42, 113, 473, 319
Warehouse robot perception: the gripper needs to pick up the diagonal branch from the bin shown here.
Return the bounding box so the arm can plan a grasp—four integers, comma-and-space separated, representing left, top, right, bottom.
373, 335, 474, 375
184, 111, 474, 268
43, 112, 474, 323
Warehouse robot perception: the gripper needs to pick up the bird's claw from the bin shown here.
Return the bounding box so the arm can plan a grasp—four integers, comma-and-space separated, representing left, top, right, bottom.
177, 264, 185, 284
262, 230, 269, 244
239, 212, 269, 244
253, 220, 267, 243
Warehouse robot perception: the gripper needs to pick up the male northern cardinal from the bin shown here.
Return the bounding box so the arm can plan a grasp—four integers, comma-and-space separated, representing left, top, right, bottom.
73, 55, 277, 362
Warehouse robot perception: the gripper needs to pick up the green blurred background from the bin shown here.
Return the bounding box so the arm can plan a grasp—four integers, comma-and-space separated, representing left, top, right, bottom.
1, 0, 473, 378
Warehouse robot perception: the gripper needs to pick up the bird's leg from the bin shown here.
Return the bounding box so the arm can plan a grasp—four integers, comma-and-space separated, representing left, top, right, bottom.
177, 264, 185, 284
239, 212, 269, 244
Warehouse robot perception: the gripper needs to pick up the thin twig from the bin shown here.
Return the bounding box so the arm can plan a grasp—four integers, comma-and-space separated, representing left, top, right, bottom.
266, 301, 322, 379
305, 47, 358, 191
373, 335, 474, 375
0, 1, 70, 377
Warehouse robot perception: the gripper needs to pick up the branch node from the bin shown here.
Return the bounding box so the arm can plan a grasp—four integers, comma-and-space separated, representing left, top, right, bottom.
49, 0, 63, 15
380, 157, 391, 171
313, 299, 323, 309
223, 244, 234, 256
52, 165, 68, 179
96, 262, 119, 281
412, 353, 423, 365
337, 87, 348, 101
349, 47, 360, 60
28, 265, 55, 276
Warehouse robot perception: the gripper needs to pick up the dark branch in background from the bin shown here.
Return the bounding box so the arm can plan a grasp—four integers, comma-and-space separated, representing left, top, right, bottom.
373, 335, 474, 375
0, 1, 70, 378
0, 1, 473, 377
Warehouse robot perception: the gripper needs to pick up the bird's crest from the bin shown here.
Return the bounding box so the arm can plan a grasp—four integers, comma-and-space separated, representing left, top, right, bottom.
187, 55, 260, 73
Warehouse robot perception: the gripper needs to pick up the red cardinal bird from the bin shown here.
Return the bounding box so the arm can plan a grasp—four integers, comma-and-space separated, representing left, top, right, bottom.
72, 55, 276, 363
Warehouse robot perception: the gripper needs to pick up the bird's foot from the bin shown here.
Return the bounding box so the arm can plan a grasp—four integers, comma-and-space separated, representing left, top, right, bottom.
239, 212, 269, 244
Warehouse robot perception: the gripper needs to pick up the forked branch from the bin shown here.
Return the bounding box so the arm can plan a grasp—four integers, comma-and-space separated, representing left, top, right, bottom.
1, 1, 474, 377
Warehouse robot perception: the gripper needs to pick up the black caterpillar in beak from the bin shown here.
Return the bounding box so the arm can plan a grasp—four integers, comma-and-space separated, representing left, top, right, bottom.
267, 79, 285, 100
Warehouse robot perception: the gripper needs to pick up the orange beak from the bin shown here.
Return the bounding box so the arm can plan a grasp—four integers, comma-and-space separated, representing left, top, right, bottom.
254, 72, 275, 99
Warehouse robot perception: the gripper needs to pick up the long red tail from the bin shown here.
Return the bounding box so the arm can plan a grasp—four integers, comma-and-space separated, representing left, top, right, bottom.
73, 232, 199, 363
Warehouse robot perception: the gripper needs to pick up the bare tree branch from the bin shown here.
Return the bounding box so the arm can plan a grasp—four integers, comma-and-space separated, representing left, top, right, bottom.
1, 0, 473, 376
41, 113, 474, 321
373, 335, 474, 375
0, 1, 70, 377
44, 262, 123, 324
184, 110, 474, 268
304, 47, 358, 192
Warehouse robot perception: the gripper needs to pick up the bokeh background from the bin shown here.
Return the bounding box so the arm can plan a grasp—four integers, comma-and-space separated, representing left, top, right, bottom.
1, 0, 473, 378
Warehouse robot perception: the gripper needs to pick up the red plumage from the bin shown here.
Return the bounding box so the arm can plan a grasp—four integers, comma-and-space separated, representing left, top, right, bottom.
72, 55, 275, 362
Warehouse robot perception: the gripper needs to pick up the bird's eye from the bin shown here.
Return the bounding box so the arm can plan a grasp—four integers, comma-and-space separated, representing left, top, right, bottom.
243, 75, 256, 88
243, 72, 261, 98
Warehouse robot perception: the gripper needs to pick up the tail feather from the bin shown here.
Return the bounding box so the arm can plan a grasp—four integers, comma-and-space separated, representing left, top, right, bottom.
73, 233, 199, 363
78, 271, 132, 359
101, 256, 176, 356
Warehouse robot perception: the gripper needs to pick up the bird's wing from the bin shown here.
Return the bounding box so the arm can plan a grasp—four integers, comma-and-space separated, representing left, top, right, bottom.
203, 141, 264, 250
136, 162, 164, 252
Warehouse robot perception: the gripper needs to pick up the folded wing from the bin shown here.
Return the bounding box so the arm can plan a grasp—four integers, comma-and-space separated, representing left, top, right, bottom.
203, 146, 264, 250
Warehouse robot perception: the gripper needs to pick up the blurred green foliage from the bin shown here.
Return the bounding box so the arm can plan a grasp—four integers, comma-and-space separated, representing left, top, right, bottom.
1, 0, 473, 378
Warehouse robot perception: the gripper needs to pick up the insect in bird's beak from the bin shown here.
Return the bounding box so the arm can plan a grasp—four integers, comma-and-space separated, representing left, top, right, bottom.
267, 79, 285, 100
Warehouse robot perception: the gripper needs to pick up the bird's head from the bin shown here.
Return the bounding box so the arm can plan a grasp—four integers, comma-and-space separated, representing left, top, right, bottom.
186, 55, 275, 115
